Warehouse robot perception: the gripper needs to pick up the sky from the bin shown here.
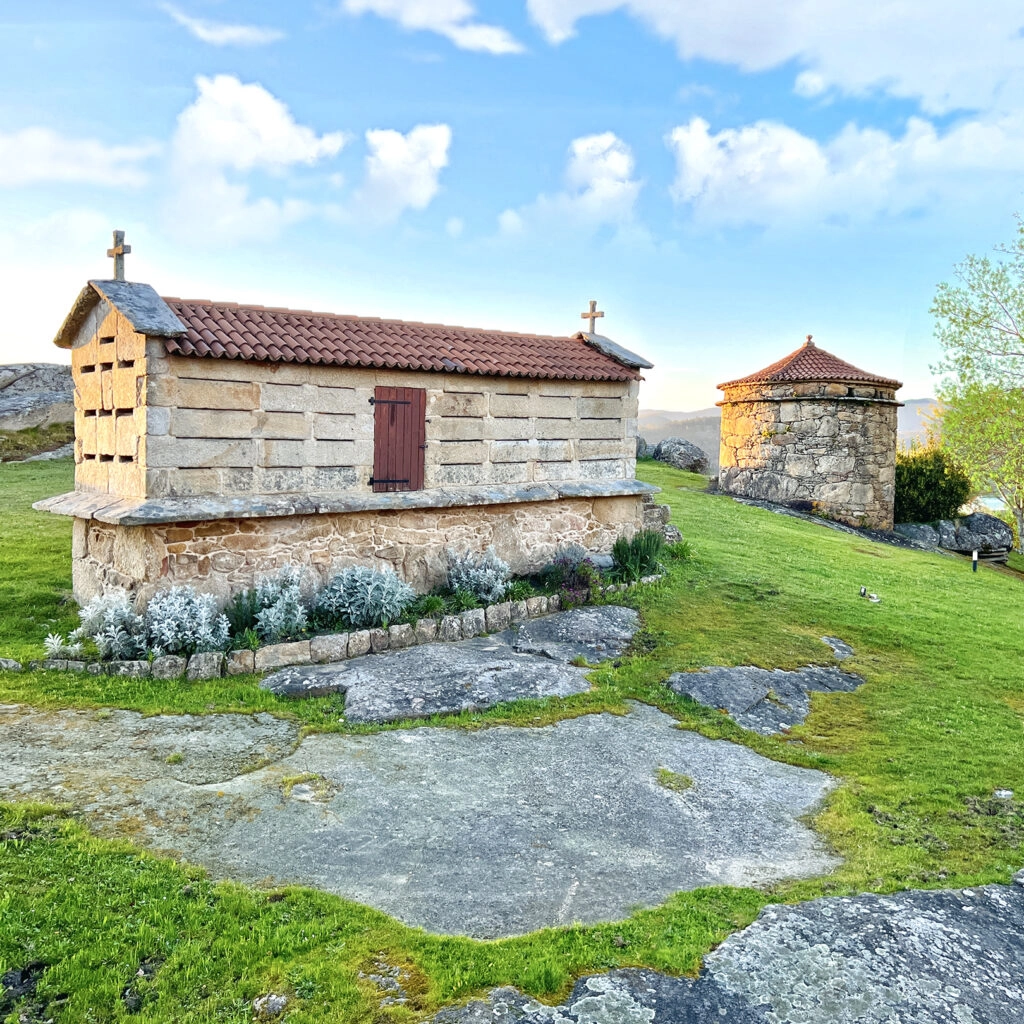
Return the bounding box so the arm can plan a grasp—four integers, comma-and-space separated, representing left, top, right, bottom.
3, 2, 1024, 409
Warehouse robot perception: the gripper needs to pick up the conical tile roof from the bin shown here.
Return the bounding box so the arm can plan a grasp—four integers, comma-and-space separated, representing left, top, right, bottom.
718, 336, 901, 390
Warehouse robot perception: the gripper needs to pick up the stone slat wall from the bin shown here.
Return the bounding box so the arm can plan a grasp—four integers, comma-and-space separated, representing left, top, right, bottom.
137, 345, 639, 498
718, 380, 899, 530
71, 493, 644, 605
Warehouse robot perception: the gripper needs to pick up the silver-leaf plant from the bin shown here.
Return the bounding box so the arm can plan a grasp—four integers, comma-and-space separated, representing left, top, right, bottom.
315, 565, 415, 629
445, 546, 511, 603
254, 565, 308, 644
145, 586, 231, 657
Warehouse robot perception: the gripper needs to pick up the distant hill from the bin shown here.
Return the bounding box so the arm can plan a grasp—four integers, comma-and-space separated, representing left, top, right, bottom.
639, 398, 938, 475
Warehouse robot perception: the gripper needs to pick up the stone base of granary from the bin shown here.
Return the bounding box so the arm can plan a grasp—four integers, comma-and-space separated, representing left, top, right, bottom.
71, 494, 645, 607
718, 468, 894, 531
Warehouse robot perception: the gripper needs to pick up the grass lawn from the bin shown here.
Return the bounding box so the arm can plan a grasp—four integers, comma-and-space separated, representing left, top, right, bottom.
2, 457, 1023, 1022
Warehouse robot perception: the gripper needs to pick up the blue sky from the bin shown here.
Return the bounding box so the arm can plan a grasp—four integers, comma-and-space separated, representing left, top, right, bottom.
3, 1, 1024, 408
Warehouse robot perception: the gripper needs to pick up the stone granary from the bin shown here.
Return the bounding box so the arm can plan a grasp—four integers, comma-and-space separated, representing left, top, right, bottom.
717, 336, 902, 530
35, 262, 657, 605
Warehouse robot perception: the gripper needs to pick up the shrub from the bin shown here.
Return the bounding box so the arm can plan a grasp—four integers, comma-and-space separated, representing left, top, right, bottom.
71, 590, 147, 660
145, 587, 230, 656
445, 547, 511, 603
224, 588, 262, 636
612, 530, 665, 581
315, 565, 415, 629
894, 444, 973, 523
505, 578, 535, 601
406, 593, 446, 620
447, 588, 480, 613
255, 566, 308, 644
540, 550, 600, 598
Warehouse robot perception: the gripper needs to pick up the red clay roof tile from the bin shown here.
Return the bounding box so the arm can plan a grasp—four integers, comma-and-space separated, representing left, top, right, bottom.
718, 337, 901, 389
161, 299, 640, 382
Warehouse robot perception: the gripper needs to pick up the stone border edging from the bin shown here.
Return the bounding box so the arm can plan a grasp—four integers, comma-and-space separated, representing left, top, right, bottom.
12, 575, 663, 681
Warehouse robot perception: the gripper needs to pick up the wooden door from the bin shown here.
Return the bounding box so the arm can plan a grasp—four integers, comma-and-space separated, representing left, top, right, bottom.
372, 386, 426, 492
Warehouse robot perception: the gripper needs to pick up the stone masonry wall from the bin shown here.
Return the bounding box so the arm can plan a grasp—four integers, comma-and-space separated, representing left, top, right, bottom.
121, 343, 638, 499
71, 494, 644, 606
718, 381, 899, 530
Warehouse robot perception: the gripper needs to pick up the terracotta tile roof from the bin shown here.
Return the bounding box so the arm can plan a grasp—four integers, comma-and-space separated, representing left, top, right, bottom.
160, 299, 641, 382
718, 337, 901, 390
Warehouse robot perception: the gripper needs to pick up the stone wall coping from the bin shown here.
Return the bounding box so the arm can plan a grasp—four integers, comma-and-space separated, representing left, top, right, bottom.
34, 478, 660, 526
716, 395, 903, 408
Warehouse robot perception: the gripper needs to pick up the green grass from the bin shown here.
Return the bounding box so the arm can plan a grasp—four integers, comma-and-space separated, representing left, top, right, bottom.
2, 457, 1024, 1021
0, 421, 74, 463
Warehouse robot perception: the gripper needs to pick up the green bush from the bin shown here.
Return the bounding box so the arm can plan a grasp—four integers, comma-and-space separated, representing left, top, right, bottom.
894, 445, 972, 524
611, 529, 665, 581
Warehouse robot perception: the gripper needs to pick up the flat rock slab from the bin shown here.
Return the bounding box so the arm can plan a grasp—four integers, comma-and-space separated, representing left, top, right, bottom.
667, 665, 864, 735
503, 606, 640, 664
264, 637, 592, 723
437, 883, 1024, 1022
0, 701, 837, 938
261, 607, 640, 724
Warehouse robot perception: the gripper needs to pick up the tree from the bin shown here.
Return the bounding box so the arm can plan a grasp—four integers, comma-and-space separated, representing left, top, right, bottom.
933, 221, 1024, 551
932, 217, 1024, 388
938, 384, 1024, 552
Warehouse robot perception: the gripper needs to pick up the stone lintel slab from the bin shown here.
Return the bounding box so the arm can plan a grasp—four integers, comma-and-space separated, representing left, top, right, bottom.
33, 478, 659, 526
715, 394, 904, 408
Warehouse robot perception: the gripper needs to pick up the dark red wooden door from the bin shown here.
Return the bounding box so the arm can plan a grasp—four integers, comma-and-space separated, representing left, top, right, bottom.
372, 386, 426, 492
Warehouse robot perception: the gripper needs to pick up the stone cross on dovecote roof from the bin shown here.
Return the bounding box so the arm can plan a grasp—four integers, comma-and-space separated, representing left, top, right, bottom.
106, 229, 131, 281
581, 299, 604, 334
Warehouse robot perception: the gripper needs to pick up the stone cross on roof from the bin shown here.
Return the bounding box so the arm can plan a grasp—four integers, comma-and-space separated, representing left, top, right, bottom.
106, 229, 131, 282
581, 299, 604, 333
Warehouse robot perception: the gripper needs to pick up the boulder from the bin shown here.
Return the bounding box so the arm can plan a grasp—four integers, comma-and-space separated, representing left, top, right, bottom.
636, 435, 649, 458
946, 512, 1013, 553
892, 522, 940, 547
0, 363, 74, 432
652, 436, 710, 474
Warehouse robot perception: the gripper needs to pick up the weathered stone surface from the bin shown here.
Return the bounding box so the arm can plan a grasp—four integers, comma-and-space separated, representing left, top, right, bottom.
108, 659, 152, 678
259, 663, 355, 699
893, 521, 940, 546
652, 436, 710, 473
434, 880, 1024, 1023
414, 618, 438, 644
186, 651, 225, 680
226, 649, 255, 675
667, 664, 863, 734
348, 630, 371, 657
0, 363, 74, 432
439, 615, 463, 642
151, 655, 187, 679
937, 512, 1013, 553
509, 600, 529, 623
310, 633, 349, 663
389, 623, 415, 650
369, 628, 390, 653
254, 641, 310, 672
525, 596, 547, 617
485, 602, 512, 632
822, 636, 854, 661
0, 658, 23, 672
460, 608, 486, 638
0, 702, 836, 938
636, 435, 649, 458
508, 605, 639, 664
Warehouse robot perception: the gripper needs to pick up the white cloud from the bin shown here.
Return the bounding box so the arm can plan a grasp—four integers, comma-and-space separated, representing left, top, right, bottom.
794, 70, 827, 98
161, 4, 285, 46
445, 216, 464, 236
356, 123, 452, 221
169, 75, 345, 242
342, 0, 523, 54
526, 0, 1024, 115
500, 131, 641, 234
174, 75, 345, 173
0, 128, 158, 188
667, 113, 1024, 228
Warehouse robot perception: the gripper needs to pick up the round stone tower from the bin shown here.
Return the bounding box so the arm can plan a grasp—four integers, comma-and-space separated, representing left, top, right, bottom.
717, 336, 902, 530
